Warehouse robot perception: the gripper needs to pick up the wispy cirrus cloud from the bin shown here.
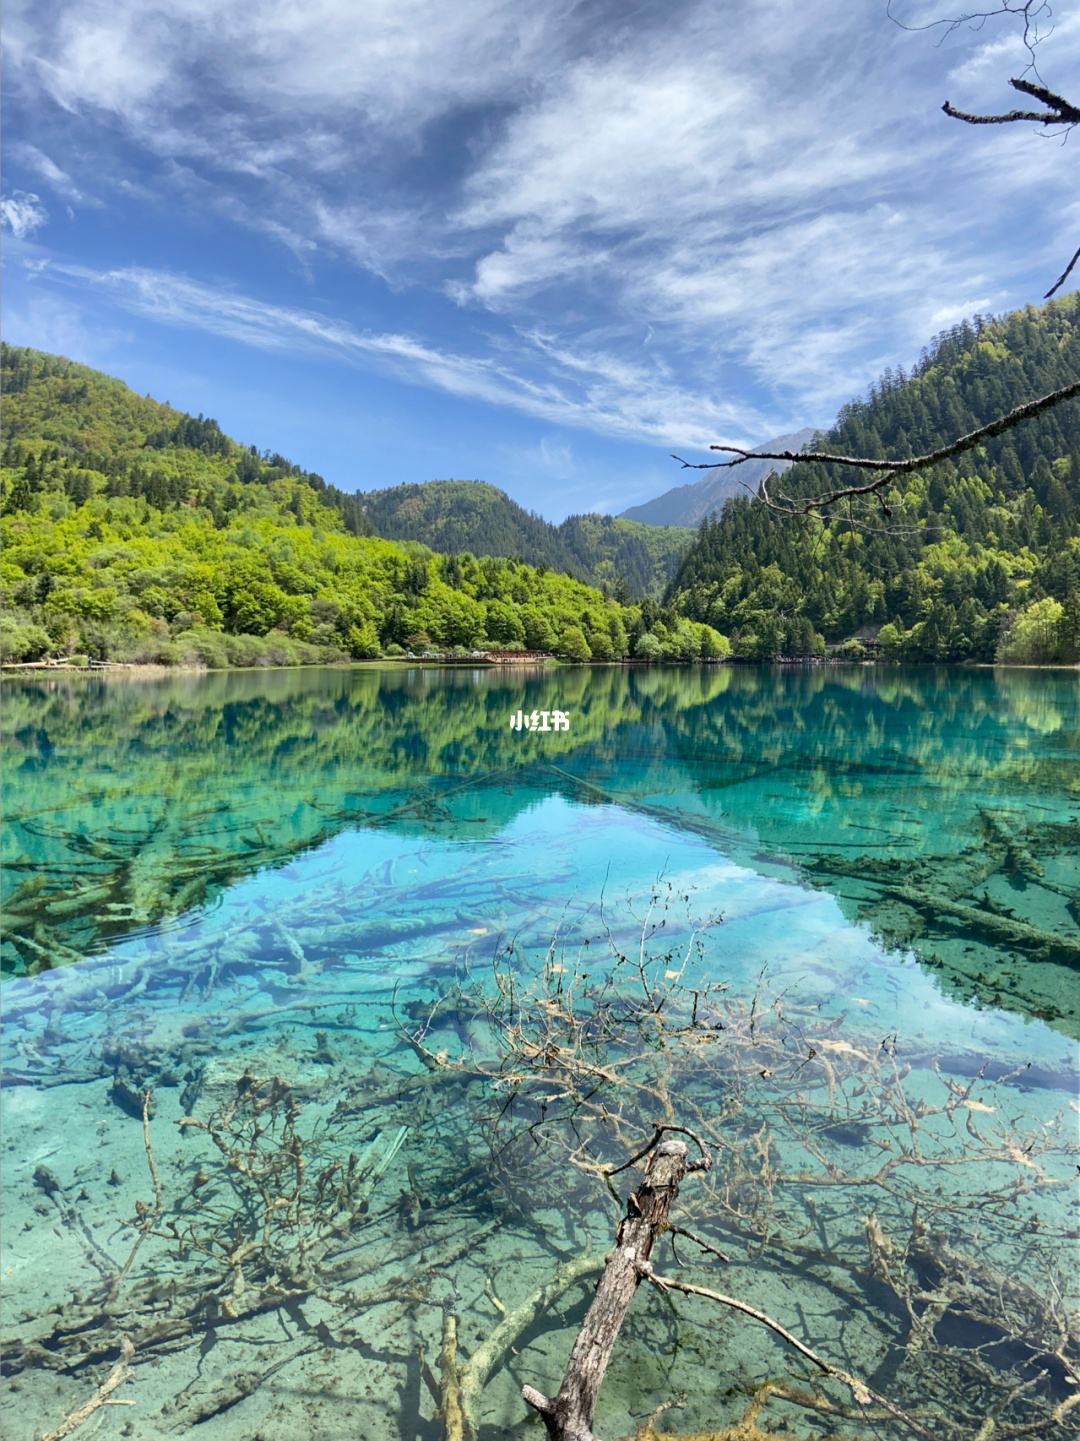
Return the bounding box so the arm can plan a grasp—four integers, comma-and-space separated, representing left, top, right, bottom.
8, 143, 94, 204
444, 3, 1068, 406
26, 257, 776, 448
3, 0, 1075, 467
4, 0, 574, 134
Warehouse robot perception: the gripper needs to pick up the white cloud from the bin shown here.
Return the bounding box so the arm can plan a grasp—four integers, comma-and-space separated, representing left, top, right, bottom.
5, 0, 1075, 436
28, 258, 777, 448
5, 0, 573, 131
456, 224, 610, 309
7, 1, 171, 119
2, 0, 583, 281
1, 190, 48, 237
442, 2, 1075, 407
1, 287, 131, 365
496, 435, 578, 487
450, 9, 923, 309
619, 204, 1006, 408
537, 437, 576, 477
8, 143, 92, 203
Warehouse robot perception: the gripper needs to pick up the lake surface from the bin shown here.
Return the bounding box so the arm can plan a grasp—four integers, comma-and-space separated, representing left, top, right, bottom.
2, 664, 1078, 1440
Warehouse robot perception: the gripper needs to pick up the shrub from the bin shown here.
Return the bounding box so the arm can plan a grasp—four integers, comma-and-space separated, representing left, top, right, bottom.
670, 618, 703, 660
173, 628, 229, 668
344, 621, 381, 658
877, 622, 906, 657
634, 631, 663, 661
586, 629, 615, 660
223, 633, 267, 668
522, 608, 557, 652
0, 615, 52, 662
995, 598, 1066, 664
696, 623, 731, 660
557, 625, 592, 662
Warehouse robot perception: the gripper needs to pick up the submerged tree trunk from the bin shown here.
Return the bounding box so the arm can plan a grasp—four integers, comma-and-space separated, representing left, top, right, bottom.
522, 1138, 691, 1441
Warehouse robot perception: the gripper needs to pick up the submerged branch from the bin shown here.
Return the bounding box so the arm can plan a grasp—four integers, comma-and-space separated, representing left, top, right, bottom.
640, 1265, 934, 1441
39, 1337, 135, 1441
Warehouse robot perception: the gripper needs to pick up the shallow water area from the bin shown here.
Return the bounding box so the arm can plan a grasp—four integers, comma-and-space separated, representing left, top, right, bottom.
2, 664, 1078, 1440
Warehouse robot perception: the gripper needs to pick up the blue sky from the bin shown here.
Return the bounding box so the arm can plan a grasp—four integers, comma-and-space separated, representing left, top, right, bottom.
2, 1, 1077, 520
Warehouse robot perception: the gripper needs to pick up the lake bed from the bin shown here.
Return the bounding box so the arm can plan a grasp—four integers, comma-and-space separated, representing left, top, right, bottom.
3, 664, 1077, 1440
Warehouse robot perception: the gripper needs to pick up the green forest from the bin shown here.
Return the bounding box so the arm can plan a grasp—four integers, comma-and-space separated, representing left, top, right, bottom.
0, 346, 725, 667
358, 479, 689, 598
667, 296, 1080, 663
1, 295, 1077, 670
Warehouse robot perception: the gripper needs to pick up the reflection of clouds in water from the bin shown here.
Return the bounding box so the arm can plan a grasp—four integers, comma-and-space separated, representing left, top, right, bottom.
2, 664, 1077, 1035
2, 708, 1075, 1441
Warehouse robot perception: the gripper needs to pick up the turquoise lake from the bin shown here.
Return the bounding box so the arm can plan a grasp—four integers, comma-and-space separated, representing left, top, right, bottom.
2, 664, 1078, 1440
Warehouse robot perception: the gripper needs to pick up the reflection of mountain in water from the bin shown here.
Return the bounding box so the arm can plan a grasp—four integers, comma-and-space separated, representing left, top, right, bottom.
3, 664, 1078, 1032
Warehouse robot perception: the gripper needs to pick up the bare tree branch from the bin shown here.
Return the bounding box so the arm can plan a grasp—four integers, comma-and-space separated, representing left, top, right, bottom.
888, 5, 1077, 296
640, 1263, 936, 1441
1045, 243, 1080, 299
666, 9, 1078, 521
671, 376, 1080, 514
942, 74, 1080, 124
886, 2, 1052, 74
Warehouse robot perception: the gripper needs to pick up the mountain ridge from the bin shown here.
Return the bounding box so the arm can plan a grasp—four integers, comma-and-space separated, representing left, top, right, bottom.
358, 478, 690, 598
0, 344, 725, 666
2, 292, 1076, 671
619, 427, 819, 527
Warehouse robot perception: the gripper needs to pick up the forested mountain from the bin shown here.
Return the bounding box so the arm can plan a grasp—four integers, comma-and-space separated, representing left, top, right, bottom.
0, 346, 726, 666
358, 479, 689, 597
667, 297, 1080, 663
4, 294, 1075, 672
619, 428, 817, 527
0, 347, 373, 539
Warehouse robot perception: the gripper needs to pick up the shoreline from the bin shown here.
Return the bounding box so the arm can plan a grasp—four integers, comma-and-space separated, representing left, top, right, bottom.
3, 656, 1077, 678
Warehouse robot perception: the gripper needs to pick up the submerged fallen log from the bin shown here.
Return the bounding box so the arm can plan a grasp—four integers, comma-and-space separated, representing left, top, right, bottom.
808, 850, 1080, 968
514, 1128, 940, 1441
521, 1136, 700, 1441
429, 1252, 605, 1441
887, 885, 1080, 965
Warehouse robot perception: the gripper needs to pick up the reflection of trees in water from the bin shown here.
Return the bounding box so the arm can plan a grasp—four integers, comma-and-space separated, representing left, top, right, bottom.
2, 667, 1076, 1032
638, 668, 1079, 1034
552, 666, 1079, 1032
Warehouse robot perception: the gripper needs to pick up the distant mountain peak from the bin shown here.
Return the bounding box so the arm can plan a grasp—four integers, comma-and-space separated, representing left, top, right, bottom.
619, 427, 819, 528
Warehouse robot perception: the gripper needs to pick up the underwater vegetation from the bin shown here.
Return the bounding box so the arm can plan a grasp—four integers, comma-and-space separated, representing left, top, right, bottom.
1, 880, 1076, 1440
1, 662, 1077, 1439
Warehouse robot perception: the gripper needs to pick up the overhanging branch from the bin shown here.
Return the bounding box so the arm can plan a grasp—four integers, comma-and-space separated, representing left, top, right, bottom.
942, 75, 1080, 125
1045, 244, 1080, 300
671, 376, 1080, 515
